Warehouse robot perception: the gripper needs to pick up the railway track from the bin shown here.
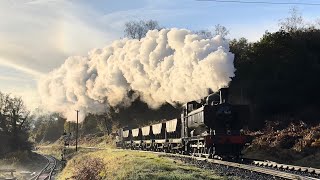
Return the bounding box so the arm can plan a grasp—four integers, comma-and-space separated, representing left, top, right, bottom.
133, 149, 320, 180
31, 155, 57, 180
253, 160, 320, 175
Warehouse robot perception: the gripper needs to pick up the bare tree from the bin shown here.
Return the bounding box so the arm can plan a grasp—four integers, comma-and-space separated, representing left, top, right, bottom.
279, 7, 304, 32
194, 24, 229, 39
124, 20, 161, 40
194, 30, 213, 39
213, 24, 230, 39
315, 18, 320, 29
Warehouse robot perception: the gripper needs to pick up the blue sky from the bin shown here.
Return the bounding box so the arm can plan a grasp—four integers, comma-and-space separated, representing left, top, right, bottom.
0, 0, 319, 109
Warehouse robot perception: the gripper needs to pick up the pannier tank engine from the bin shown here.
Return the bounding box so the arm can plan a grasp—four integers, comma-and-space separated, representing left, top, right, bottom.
115, 88, 249, 158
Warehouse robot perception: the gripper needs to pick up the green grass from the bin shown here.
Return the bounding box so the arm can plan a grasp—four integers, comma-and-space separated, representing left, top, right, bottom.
36, 144, 64, 159
58, 149, 232, 180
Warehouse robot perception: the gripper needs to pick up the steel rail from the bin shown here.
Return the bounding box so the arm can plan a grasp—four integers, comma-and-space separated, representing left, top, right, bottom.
31, 156, 50, 180
31, 155, 57, 180
136, 150, 320, 180
207, 158, 319, 180
48, 156, 57, 180
253, 160, 320, 175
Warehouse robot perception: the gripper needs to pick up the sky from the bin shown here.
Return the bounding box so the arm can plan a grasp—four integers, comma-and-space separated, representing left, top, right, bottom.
1, 0, 320, 110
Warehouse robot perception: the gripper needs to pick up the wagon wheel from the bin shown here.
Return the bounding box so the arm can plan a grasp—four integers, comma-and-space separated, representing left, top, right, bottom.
168, 144, 172, 153
196, 145, 200, 157
178, 146, 183, 154
192, 147, 196, 157
184, 142, 189, 155
199, 142, 206, 157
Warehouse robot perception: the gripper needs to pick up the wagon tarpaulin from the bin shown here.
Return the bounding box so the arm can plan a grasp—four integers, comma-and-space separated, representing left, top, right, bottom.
152, 123, 162, 135
123, 130, 129, 138
166, 119, 178, 133
132, 128, 140, 137
142, 126, 150, 136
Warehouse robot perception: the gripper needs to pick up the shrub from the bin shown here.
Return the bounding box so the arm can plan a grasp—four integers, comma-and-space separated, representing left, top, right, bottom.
72, 157, 105, 180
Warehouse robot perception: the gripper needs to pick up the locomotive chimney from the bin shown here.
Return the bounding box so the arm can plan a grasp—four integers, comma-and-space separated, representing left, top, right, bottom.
219, 88, 229, 104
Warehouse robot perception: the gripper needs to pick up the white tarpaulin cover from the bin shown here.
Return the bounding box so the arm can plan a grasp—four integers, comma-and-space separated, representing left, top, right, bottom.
123, 130, 129, 138
166, 119, 178, 133
142, 126, 150, 136
152, 123, 162, 135
132, 128, 140, 137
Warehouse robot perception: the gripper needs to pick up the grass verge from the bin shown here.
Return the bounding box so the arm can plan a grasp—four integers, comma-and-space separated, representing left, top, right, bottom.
58, 149, 232, 180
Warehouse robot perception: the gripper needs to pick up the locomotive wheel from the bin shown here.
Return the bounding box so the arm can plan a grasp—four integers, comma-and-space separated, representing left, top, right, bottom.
209, 147, 215, 159
201, 146, 206, 158
203, 146, 210, 159
180, 148, 184, 155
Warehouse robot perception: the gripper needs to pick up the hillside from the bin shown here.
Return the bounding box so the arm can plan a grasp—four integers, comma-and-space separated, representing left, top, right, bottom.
244, 121, 320, 168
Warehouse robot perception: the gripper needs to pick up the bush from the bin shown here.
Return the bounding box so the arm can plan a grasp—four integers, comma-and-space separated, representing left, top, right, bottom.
72, 157, 105, 180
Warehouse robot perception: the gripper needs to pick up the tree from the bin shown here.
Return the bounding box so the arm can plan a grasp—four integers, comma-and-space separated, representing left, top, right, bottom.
213, 24, 230, 39
29, 111, 65, 143
194, 30, 213, 39
0, 92, 31, 152
279, 7, 304, 32
124, 20, 161, 40
194, 24, 229, 39
229, 37, 252, 65
315, 18, 320, 29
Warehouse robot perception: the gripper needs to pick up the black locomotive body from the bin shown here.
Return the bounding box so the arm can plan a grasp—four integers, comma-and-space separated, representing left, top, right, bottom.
115, 88, 249, 158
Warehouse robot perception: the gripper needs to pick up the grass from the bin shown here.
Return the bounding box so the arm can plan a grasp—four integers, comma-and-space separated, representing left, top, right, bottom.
58, 149, 231, 180
36, 144, 64, 159
0, 150, 47, 179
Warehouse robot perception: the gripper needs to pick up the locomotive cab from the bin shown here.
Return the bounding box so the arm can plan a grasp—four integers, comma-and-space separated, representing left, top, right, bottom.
181, 88, 249, 157
209, 88, 249, 157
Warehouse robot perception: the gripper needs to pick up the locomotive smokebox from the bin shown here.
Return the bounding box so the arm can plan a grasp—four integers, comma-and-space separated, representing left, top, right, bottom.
220, 88, 229, 104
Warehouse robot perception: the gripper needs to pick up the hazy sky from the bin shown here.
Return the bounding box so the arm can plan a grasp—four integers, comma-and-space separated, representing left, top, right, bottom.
1, 0, 319, 110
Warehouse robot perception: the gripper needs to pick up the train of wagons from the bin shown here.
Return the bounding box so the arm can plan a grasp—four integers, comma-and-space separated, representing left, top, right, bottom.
115, 88, 250, 158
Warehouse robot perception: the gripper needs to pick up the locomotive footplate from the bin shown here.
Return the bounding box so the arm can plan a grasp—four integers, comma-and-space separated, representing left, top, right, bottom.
183, 136, 205, 142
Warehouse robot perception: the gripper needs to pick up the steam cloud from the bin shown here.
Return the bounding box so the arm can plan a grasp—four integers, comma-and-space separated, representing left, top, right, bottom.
38, 28, 235, 121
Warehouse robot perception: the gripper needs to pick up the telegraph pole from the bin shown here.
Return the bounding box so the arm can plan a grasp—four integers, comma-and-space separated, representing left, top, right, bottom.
75, 110, 79, 151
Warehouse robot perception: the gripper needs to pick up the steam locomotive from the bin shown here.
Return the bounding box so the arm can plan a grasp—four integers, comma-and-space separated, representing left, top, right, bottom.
115, 88, 249, 158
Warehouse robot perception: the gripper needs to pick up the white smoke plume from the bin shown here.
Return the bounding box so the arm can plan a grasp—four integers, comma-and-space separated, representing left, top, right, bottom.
38, 28, 235, 121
